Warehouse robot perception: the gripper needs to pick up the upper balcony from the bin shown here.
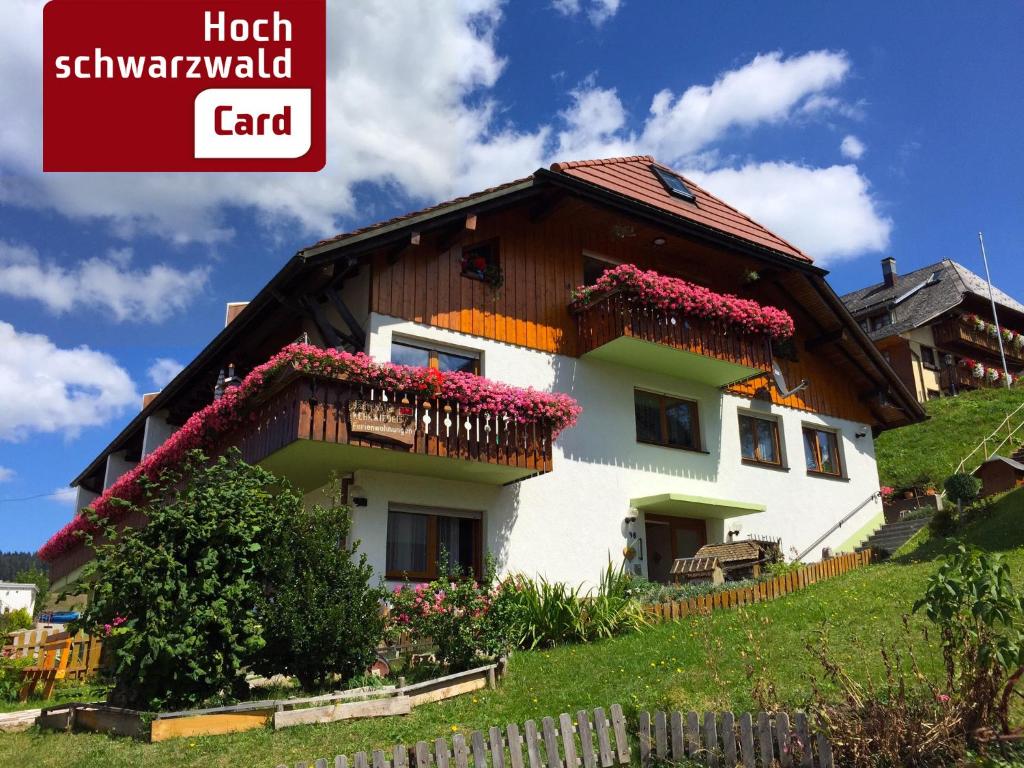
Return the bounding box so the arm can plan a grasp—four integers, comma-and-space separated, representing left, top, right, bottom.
570, 265, 789, 387
234, 368, 559, 488
933, 314, 1024, 364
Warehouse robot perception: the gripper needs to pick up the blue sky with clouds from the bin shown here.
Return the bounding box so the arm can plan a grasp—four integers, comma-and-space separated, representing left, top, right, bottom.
1, 1, 1022, 552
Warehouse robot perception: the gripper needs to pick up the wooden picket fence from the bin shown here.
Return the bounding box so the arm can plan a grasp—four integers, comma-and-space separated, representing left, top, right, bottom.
2, 629, 104, 681
279, 704, 834, 768
644, 550, 872, 623
638, 708, 833, 768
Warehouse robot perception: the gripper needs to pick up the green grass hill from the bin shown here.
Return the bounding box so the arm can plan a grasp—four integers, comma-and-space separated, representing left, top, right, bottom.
876, 385, 1024, 490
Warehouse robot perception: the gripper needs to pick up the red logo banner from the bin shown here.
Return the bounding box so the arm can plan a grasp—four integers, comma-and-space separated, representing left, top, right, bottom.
43, 0, 326, 171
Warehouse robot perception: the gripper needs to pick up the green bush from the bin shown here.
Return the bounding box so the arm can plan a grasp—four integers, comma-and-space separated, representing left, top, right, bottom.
930, 506, 958, 537
254, 484, 388, 690
0, 656, 33, 702
914, 544, 1024, 735
503, 563, 647, 649
77, 449, 297, 710
945, 472, 982, 505
0, 608, 33, 635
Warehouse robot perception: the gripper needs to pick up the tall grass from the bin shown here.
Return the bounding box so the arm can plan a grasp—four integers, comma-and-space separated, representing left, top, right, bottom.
505, 563, 647, 649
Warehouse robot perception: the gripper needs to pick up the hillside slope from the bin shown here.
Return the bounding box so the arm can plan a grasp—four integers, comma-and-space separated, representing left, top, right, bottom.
4, 489, 1024, 768
876, 385, 1024, 489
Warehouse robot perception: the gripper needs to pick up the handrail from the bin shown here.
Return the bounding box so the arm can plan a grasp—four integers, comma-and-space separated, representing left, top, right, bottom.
955, 399, 1024, 474
794, 491, 880, 563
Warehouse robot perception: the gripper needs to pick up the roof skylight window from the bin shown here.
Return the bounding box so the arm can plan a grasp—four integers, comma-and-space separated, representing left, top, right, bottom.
651, 165, 696, 202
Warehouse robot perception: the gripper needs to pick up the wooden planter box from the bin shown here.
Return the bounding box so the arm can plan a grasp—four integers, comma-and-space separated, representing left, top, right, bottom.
38, 661, 504, 741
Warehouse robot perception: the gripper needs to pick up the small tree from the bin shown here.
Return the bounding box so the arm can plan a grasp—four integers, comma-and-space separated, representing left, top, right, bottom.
15, 564, 49, 615
944, 472, 982, 517
77, 449, 295, 710
254, 484, 387, 691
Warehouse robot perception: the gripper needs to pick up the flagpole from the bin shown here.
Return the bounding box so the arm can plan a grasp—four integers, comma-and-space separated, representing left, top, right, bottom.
978, 231, 1011, 388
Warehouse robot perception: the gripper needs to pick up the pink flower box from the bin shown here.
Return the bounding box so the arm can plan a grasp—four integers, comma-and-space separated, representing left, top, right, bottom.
570, 264, 795, 340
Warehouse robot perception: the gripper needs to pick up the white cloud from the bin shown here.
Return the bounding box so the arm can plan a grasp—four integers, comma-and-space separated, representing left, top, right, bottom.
0, 241, 209, 322
0, 321, 139, 441
0, 0, 548, 243
0, 466, 14, 482
50, 486, 77, 505
148, 358, 184, 389
552, 0, 621, 25
640, 50, 851, 162
840, 134, 866, 160
554, 84, 634, 159
688, 162, 892, 264
0, 1, 887, 260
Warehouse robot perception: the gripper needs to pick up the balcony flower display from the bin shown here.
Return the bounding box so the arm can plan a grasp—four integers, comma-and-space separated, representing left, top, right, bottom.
569, 264, 795, 340
959, 358, 1016, 386
39, 343, 582, 562
963, 313, 1024, 349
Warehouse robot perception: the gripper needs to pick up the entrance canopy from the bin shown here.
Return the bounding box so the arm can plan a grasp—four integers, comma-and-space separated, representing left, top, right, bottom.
630, 492, 764, 520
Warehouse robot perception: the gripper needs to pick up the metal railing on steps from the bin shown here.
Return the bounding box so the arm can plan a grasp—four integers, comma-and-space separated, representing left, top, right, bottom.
793, 491, 880, 563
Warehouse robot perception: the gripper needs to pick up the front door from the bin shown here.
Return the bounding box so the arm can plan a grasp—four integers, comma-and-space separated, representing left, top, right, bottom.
643, 515, 707, 583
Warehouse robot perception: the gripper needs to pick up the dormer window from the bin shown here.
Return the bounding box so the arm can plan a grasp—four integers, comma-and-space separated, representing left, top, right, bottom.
651, 165, 696, 202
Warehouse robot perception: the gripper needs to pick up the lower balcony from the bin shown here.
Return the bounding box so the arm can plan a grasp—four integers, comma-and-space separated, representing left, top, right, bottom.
573, 291, 774, 387
933, 316, 1024, 364
234, 370, 554, 489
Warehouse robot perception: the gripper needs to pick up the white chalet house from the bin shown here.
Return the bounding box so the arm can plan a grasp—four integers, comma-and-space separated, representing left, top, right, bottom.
42, 157, 924, 590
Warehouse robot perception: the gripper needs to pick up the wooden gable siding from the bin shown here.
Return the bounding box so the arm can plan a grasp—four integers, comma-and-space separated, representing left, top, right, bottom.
368, 198, 875, 423
727, 353, 874, 422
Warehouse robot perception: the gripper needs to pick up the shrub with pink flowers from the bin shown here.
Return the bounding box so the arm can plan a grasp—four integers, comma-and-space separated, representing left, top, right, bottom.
388, 556, 520, 672
39, 343, 582, 563
569, 263, 795, 340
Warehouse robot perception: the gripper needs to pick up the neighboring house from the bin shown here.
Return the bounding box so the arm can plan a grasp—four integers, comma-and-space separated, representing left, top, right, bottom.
0, 582, 38, 616
973, 454, 1024, 497
841, 258, 1024, 403
41, 156, 924, 591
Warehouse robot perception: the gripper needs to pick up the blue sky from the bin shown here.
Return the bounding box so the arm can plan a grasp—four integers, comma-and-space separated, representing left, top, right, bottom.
1, 1, 1022, 552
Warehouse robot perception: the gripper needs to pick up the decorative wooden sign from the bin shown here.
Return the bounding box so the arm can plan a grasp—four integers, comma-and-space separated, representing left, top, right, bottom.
348, 400, 416, 447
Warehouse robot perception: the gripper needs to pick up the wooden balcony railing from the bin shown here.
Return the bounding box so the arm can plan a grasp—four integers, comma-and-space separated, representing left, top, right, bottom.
573, 291, 774, 378
232, 370, 554, 478
941, 365, 1005, 392
933, 316, 1024, 363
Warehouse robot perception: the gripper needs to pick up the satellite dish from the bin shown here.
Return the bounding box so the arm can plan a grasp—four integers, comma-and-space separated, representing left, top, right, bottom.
772, 360, 809, 398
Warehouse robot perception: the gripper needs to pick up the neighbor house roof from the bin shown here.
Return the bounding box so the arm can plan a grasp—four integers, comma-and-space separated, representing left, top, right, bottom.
840, 258, 1024, 341
976, 455, 1024, 473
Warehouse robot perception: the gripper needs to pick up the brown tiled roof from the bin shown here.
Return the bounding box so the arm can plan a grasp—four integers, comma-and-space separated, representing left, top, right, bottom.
307, 156, 813, 264
549, 156, 813, 263
695, 540, 763, 563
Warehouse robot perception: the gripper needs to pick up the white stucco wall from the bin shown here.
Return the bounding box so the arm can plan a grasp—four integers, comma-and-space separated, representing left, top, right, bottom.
142, 410, 177, 457
300, 312, 884, 588
0, 583, 38, 615
103, 450, 137, 490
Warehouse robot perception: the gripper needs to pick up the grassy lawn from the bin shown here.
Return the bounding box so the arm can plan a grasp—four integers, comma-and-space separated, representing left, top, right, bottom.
876, 385, 1024, 489
2, 489, 1022, 768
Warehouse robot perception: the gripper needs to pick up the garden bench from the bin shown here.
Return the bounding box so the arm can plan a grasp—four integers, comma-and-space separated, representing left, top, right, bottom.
18, 631, 73, 701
